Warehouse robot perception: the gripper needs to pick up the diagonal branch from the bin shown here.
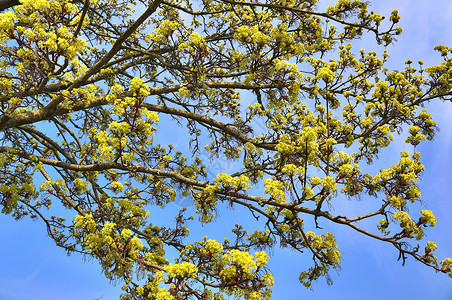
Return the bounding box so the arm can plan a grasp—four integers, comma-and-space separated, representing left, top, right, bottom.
34, 0, 164, 119
38, 166, 87, 216
0, 0, 19, 11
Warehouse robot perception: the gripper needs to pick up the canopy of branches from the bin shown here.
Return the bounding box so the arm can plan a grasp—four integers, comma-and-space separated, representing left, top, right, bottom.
0, 0, 451, 299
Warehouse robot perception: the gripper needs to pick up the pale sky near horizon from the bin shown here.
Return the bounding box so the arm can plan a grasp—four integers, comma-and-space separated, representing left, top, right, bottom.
1, 1, 452, 299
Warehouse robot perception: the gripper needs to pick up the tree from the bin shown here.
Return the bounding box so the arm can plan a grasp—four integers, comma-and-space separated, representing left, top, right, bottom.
1, 0, 452, 298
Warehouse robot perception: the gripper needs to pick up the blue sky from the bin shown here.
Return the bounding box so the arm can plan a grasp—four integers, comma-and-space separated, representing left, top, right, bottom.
1, 0, 452, 299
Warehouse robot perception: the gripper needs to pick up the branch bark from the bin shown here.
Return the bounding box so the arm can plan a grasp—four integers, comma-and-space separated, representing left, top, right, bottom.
0, 0, 19, 11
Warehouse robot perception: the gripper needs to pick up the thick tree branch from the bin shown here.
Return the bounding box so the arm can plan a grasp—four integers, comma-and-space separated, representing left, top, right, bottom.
0, 81, 290, 130
0, 0, 19, 11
